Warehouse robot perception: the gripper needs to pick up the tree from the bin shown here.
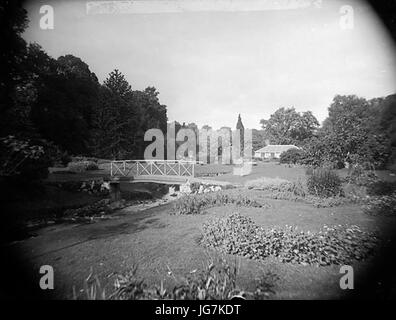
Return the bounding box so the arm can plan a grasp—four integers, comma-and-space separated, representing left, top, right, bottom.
252, 129, 267, 152
30, 54, 100, 154
132, 87, 167, 157
91, 70, 135, 158
92, 70, 168, 159
0, 0, 28, 135
91, 85, 124, 158
104, 69, 132, 99
303, 95, 392, 168
260, 107, 318, 145
379, 94, 396, 164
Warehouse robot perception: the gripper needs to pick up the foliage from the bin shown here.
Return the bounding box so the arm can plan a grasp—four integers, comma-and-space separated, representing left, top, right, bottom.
171, 190, 267, 215
366, 180, 396, 196
201, 213, 379, 266
379, 94, 396, 165
0, 135, 53, 181
244, 177, 351, 207
362, 192, 396, 216
71, 156, 98, 163
67, 160, 99, 172
245, 177, 306, 198
74, 258, 278, 300
304, 195, 350, 208
260, 107, 319, 145
300, 95, 392, 169
279, 148, 303, 164
252, 129, 267, 154
91, 71, 167, 159
1, 1, 168, 160
51, 179, 109, 195
306, 168, 343, 197
30, 51, 100, 155
0, 0, 29, 134
344, 164, 378, 186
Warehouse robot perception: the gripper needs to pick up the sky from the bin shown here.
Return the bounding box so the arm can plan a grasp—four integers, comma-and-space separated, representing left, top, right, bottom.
23, 0, 396, 129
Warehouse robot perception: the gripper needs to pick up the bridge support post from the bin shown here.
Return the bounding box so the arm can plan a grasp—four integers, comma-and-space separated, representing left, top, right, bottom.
109, 181, 121, 202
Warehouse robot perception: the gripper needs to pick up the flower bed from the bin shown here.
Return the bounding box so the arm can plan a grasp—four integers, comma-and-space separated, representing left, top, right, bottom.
201, 213, 379, 266
171, 191, 268, 215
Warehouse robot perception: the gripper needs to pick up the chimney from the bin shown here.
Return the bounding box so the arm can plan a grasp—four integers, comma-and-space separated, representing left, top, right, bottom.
265, 139, 270, 146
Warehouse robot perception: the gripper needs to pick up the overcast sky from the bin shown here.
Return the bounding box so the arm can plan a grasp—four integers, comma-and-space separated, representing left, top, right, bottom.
23, 0, 396, 129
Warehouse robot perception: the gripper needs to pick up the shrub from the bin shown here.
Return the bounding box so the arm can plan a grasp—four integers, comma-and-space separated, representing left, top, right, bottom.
201, 213, 379, 266
171, 190, 267, 215
304, 195, 350, 208
0, 135, 53, 182
366, 180, 396, 196
279, 148, 303, 164
345, 164, 378, 186
72, 156, 98, 163
74, 258, 278, 300
362, 192, 396, 216
306, 168, 343, 197
68, 160, 99, 172
245, 177, 306, 199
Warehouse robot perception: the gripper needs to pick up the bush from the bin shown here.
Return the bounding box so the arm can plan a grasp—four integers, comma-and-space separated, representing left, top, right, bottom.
72, 156, 98, 163
304, 195, 350, 208
201, 212, 379, 266
245, 177, 306, 198
279, 148, 303, 164
366, 180, 396, 196
68, 160, 99, 172
171, 190, 267, 215
0, 135, 53, 182
306, 168, 343, 197
345, 164, 378, 186
362, 192, 396, 216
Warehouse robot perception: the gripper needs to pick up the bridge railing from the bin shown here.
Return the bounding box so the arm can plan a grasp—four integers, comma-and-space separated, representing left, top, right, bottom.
110, 160, 195, 178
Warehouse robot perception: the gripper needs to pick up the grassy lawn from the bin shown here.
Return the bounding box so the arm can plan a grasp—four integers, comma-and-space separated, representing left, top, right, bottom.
198, 162, 396, 185
4, 162, 396, 299
7, 188, 395, 299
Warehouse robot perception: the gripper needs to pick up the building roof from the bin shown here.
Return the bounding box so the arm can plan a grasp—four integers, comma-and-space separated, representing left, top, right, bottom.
255, 145, 299, 153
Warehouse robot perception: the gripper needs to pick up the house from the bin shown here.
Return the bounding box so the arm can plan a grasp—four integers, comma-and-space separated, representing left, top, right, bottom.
254, 144, 299, 159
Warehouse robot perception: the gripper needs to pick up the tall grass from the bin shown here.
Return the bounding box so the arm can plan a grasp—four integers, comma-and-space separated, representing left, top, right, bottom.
74, 258, 278, 300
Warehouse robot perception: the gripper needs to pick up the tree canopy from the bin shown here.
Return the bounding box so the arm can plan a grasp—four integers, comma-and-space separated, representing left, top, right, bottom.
260, 107, 319, 145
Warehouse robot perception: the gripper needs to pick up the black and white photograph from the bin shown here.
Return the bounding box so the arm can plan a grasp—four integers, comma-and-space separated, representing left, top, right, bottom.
1, 0, 396, 306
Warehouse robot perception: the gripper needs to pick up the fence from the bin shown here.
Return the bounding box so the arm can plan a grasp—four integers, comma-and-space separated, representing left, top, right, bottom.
110, 160, 195, 178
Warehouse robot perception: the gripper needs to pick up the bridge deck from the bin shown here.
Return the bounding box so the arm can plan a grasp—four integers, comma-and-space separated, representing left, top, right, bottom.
112, 175, 234, 186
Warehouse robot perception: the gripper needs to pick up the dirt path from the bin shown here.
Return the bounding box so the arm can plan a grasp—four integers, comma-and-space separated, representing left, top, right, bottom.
3, 196, 396, 300
1, 204, 169, 299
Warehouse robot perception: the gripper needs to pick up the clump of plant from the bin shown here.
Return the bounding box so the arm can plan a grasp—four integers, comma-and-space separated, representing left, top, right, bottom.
306, 168, 343, 197
0, 135, 52, 182
279, 148, 303, 164
304, 195, 350, 208
171, 190, 267, 215
201, 213, 379, 266
50, 179, 109, 195
245, 177, 306, 198
67, 160, 99, 172
366, 180, 396, 196
345, 164, 378, 186
362, 192, 396, 216
74, 258, 278, 300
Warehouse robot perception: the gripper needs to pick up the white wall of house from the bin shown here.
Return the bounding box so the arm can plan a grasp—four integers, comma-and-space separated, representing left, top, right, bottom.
255, 151, 282, 159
